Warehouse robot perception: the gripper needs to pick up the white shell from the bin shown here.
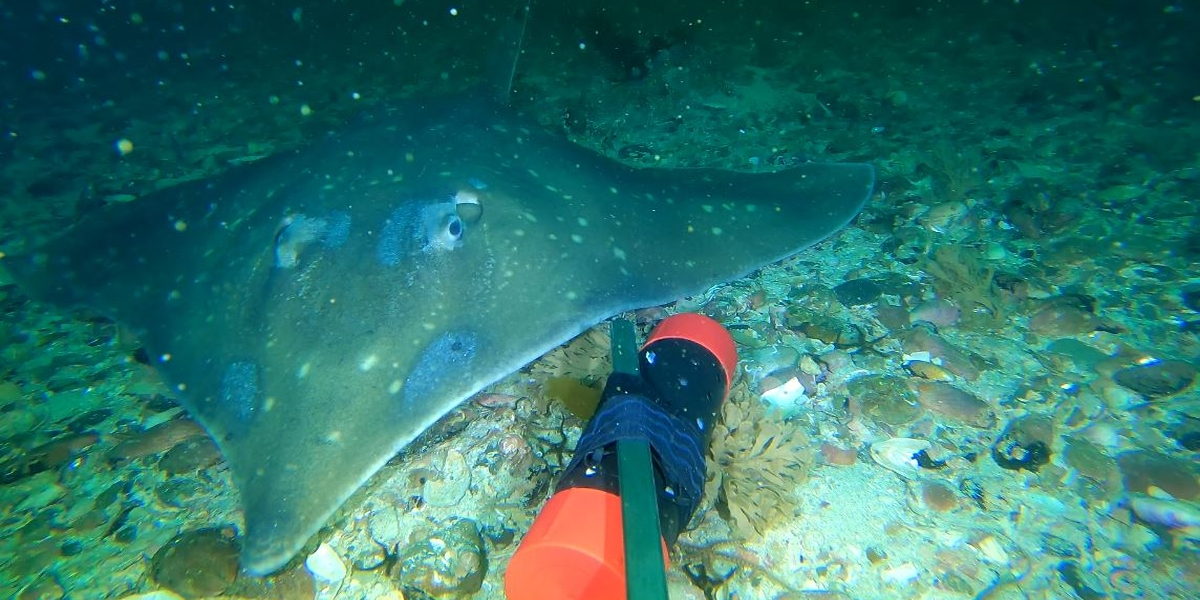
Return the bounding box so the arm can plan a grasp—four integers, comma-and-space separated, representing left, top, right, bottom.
880, 562, 920, 584
305, 542, 348, 582
973, 535, 1011, 567
759, 377, 810, 413
869, 437, 932, 479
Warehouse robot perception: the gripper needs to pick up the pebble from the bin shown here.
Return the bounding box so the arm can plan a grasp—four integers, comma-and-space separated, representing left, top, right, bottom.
913, 381, 993, 428
834, 278, 883, 306
305, 542, 348, 582
109, 419, 206, 462
157, 437, 223, 474
918, 201, 969, 233
880, 562, 920, 584
920, 480, 958, 512
1112, 360, 1196, 398
397, 519, 487, 596
759, 377, 809, 415
150, 527, 240, 598
820, 442, 858, 466
1029, 308, 1094, 339
848, 375, 921, 426
909, 298, 960, 327
1127, 493, 1200, 529
900, 327, 980, 381
905, 360, 954, 382
422, 449, 472, 507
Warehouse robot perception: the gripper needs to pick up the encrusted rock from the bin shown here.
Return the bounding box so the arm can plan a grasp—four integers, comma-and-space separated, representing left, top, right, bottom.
397, 519, 487, 597
992, 416, 1053, 472
150, 527, 240, 598
1112, 360, 1196, 398
848, 375, 920, 426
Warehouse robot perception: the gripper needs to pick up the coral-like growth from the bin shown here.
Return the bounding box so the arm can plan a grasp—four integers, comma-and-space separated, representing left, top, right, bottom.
922, 244, 1004, 319
529, 326, 612, 383
921, 142, 988, 202
705, 380, 815, 537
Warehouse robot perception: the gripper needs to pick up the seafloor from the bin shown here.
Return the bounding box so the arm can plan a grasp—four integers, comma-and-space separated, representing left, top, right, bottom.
1, 1, 1198, 599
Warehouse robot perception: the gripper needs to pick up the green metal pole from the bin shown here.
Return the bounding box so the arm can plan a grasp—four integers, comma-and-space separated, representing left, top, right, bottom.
609, 319, 669, 600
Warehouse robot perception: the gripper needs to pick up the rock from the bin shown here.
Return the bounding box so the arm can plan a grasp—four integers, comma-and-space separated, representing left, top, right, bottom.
873, 303, 910, 331
992, 416, 1053, 472
834, 278, 882, 306
1028, 296, 1100, 337
920, 481, 959, 512
305, 542, 347, 583
900, 327, 981, 381
398, 519, 487, 596
819, 442, 857, 466
109, 419, 206, 462
1, 432, 99, 485
1112, 360, 1196, 398
66, 408, 113, 432
1117, 450, 1200, 501
909, 298, 960, 327
914, 381, 993, 428
1183, 287, 1200, 312
150, 527, 240, 598
847, 375, 920, 426
157, 437, 223, 474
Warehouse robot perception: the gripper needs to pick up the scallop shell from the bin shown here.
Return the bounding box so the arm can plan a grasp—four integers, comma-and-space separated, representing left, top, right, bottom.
869, 437, 932, 479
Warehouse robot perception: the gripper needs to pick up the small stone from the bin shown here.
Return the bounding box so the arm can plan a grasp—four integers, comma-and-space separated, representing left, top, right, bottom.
1112, 360, 1196, 398
1028, 297, 1100, 337
900, 327, 980, 381
873, 303, 910, 331
920, 481, 958, 512
59, 540, 84, 556
834, 278, 883, 306
914, 381, 993, 428
880, 562, 920, 584
848, 375, 921, 426
398, 519, 487, 596
905, 361, 954, 382
973, 535, 1011, 567
305, 542, 348, 583
1117, 450, 1200, 501
992, 416, 1053, 472
150, 527, 240, 598
909, 298, 960, 327
1183, 287, 1200, 312
157, 437, 224, 474
819, 442, 857, 466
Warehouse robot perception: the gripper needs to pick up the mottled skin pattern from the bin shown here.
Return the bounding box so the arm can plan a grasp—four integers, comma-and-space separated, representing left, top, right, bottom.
6, 95, 874, 574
